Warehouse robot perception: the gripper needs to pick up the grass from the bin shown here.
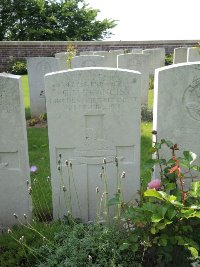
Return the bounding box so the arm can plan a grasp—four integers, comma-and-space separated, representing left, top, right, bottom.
21, 75, 31, 119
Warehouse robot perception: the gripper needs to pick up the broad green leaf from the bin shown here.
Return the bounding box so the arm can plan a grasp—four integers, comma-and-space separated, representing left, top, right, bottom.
151, 227, 156, 234
159, 238, 168, 246
167, 207, 177, 220
188, 246, 199, 259
193, 211, 200, 218
144, 189, 164, 200
165, 183, 176, 191
108, 193, 120, 206
149, 147, 157, 153
178, 209, 196, 219
158, 159, 167, 165
179, 158, 190, 169
119, 242, 130, 251
190, 181, 200, 198
151, 213, 163, 223
156, 222, 167, 230
154, 142, 161, 149
192, 165, 200, 172
142, 202, 156, 213
183, 151, 197, 164
144, 159, 159, 170
161, 139, 173, 148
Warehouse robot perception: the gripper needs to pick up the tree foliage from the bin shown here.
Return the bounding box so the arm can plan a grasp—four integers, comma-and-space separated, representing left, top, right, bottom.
0, 0, 117, 41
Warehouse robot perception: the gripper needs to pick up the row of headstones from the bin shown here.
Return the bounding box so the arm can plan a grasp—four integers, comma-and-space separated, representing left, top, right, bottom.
27, 48, 165, 117
173, 47, 200, 64
1, 62, 200, 230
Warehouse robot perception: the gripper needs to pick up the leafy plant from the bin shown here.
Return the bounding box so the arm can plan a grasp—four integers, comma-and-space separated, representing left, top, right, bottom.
121, 132, 200, 266
165, 54, 173, 66
7, 57, 27, 75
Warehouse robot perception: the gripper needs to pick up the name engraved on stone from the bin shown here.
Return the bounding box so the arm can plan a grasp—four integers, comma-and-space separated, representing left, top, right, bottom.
48, 79, 137, 112
183, 78, 200, 121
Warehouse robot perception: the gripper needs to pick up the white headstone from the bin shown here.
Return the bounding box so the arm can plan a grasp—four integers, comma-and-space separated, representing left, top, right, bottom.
130, 48, 143, 53
27, 57, 62, 117
153, 62, 200, 185
187, 47, 200, 62
94, 50, 124, 67
143, 48, 165, 75
173, 47, 188, 64
55, 52, 69, 70
0, 74, 32, 230
45, 68, 141, 221
80, 51, 95, 55
117, 53, 150, 104
71, 55, 106, 68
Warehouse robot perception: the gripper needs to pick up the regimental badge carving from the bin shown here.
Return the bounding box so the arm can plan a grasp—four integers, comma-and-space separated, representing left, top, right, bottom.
36, 61, 52, 76
183, 78, 200, 121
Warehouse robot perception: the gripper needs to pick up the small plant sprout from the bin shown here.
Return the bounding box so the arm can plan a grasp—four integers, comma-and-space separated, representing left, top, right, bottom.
65, 160, 69, 166
88, 255, 92, 262
47, 176, 51, 183
23, 214, 27, 220
69, 161, 72, 168
103, 158, 106, 164
99, 172, 103, 179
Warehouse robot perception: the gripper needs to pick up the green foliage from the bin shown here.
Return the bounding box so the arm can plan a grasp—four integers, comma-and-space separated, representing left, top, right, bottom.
149, 76, 154, 90
35, 223, 140, 267
122, 136, 200, 266
0, 0, 117, 41
141, 105, 153, 122
165, 54, 173, 65
0, 222, 62, 267
7, 58, 27, 75
66, 44, 77, 68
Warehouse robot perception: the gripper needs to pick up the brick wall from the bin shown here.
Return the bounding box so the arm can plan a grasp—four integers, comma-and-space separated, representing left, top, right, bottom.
0, 40, 199, 71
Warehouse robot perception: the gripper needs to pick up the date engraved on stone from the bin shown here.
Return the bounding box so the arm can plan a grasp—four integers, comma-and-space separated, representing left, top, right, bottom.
183, 78, 200, 121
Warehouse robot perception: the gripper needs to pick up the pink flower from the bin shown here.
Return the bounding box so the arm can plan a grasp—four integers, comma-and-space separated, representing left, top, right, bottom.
148, 179, 161, 190
30, 166, 38, 173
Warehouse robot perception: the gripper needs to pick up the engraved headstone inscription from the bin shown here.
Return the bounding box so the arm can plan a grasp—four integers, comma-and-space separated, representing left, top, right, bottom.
153, 62, 200, 186
45, 68, 141, 221
0, 74, 32, 230
117, 53, 150, 104
27, 57, 62, 117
